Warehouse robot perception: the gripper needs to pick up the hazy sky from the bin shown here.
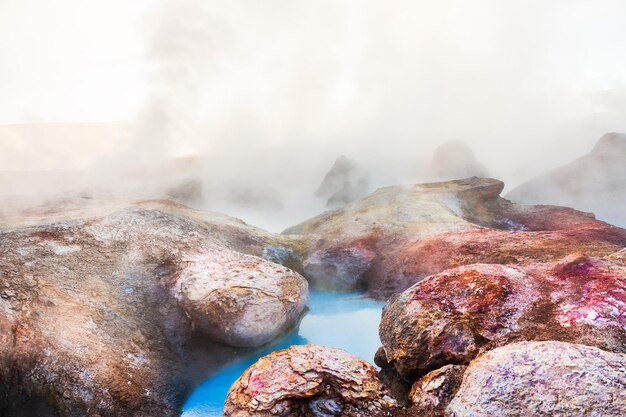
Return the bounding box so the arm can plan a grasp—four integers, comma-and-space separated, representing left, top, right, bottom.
0, 0, 152, 123
2, 0, 626, 124
1, 0, 626, 179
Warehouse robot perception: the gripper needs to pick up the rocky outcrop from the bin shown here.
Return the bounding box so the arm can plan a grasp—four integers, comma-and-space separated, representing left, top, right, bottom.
379, 255, 626, 380
430, 140, 488, 180
223, 344, 396, 417
286, 177, 626, 297
315, 156, 370, 208
507, 132, 626, 227
447, 341, 626, 416
0, 201, 307, 417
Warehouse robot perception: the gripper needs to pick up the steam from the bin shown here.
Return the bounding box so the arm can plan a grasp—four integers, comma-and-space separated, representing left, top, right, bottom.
1, 0, 626, 231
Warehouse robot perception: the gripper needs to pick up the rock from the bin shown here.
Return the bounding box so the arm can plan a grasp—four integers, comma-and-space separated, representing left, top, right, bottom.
379, 255, 626, 381
315, 156, 370, 208
226, 184, 284, 211
0, 201, 307, 417
175, 249, 308, 346
286, 177, 626, 297
223, 344, 396, 417
446, 341, 626, 416
303, 243, 376, 291
165, 177, 204, 205
408, 365, 465, 413
430, 140, 489, 180
507, 132, 626, 227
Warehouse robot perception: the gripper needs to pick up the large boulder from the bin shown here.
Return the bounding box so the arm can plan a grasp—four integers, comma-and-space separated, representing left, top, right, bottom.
223, 344, 396, 417
379, 255, 626, 380
507, 132, 626, 227
286, 177, 626, 297
0, 201, 307, 417
174, 249, 307, 346
447, 341, 626, 416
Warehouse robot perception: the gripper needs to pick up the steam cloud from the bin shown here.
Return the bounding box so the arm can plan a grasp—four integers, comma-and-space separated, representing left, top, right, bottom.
1, 0, 626, 231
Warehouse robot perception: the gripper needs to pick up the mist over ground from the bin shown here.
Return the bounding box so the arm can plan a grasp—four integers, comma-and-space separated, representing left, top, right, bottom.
1, 0, 626, 231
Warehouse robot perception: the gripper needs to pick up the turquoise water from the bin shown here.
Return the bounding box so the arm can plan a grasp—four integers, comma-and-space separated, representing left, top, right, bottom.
181, 290, 385, 417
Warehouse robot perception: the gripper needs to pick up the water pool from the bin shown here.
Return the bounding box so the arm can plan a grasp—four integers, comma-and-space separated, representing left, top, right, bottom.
181, 290, 385, 416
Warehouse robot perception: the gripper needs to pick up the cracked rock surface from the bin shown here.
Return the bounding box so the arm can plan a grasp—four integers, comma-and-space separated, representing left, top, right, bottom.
224, 344, 397, 417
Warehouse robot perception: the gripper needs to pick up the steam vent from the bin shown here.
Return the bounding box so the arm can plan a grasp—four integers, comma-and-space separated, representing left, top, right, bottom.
2, 2, 626, 417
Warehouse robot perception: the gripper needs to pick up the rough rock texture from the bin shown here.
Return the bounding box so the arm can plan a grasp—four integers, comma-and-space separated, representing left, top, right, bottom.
447, 341, 626, 416
0, 200, 307, 417
223, 344, 396, 417
408, 365, 465, 413
286, 177, 626, 297
507, 132, 626, 227
315, 156, 370, 208
379, 255, 626, 380
430, 140, 489, 180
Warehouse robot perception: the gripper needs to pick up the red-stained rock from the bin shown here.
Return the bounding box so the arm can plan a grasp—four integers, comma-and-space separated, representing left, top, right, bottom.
408, 365, 466, 413
379, 255, 626, 380
223, 344, 396, 417
285, 177, 626, 297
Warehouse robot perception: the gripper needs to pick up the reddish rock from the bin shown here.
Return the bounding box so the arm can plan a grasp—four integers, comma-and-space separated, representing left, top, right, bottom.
379, 255, 626, 380
408, 365, 466, 413
223, 344, 396, 417
285, 177, 626, 298
0, 202, 307, 417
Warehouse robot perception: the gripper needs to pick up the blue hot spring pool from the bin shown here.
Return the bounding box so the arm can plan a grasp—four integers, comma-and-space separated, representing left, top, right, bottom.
181, 289, 386, 417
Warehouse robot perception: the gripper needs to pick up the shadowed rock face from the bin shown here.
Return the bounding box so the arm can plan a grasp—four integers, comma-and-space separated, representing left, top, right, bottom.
379, 254, 626, 381
286, 177, 626, 298
447, 341, 626, 416
408, 364, 466, 413
507, 132, 626, 227
315, 156, 370, 208
0, 201, 307, 417
223, 344, 396, 417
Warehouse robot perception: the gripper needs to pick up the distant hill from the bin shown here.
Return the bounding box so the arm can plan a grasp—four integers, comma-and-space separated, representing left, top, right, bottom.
430, 140, 489, 180
507, 132, 626, 227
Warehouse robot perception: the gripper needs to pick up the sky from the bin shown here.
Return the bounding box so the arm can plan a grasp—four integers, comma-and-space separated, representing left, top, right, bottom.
0, 0, 152, 123
1, 0, 626, 229
1, 0, 625, 124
